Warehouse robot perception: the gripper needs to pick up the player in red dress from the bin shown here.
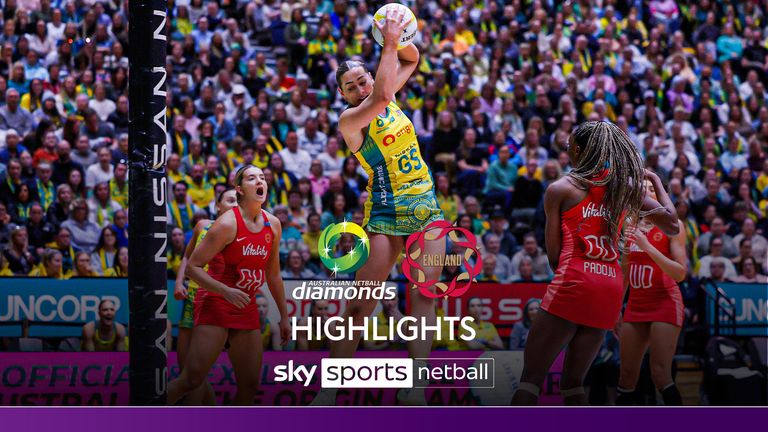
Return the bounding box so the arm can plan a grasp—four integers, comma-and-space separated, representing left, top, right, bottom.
617, 179, 687, 405
167, 165, 290, 405
172, 188, 238, 405
512, 122, 679, 405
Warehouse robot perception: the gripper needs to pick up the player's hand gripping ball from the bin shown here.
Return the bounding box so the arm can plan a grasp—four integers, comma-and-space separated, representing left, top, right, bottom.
371, 3, 418, 50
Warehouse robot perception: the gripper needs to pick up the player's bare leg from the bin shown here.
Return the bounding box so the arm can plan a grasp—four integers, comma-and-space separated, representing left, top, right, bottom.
168, 325, 228, 405
309, 233, 402, 405
617, 322, 651, 405
399, 230, 446, 405
228, 328, 264, 405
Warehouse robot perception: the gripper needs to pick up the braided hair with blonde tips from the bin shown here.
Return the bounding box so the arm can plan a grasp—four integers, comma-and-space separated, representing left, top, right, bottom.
567, 121, 646, 241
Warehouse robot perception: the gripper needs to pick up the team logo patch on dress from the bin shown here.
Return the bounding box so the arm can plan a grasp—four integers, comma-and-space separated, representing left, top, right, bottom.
653, 231, 663, 242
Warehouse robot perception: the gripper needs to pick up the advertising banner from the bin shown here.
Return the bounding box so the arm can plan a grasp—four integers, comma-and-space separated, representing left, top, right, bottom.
707, 283, 768, 336
0, 279, 128, 338
0, 351, 565, 406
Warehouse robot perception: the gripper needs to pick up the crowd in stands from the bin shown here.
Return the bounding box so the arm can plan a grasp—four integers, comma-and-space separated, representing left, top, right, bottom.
0, 0, 766, 316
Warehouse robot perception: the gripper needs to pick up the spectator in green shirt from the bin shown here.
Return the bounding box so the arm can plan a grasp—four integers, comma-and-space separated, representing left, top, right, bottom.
484, 145, 517, 212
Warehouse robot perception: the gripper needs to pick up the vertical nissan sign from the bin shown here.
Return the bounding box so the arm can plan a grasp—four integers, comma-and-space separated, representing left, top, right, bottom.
129, 0, 168, 405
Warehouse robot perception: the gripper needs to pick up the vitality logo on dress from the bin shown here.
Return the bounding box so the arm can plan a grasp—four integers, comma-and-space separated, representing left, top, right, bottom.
403, 220, 482, 299
318, 221, 370, 275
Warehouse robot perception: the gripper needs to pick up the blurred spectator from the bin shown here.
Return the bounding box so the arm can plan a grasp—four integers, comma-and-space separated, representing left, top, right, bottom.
296, 300, 330, 351
81, 299, 127, 351
28, 248, 66, 279
256, 294, 285, 351
111, 209, 129, 248
104, 246, 129, 277
733, 218, 768, 266
46, 227, 77, 275
477, 253, 499, 282
454, 297, 503, 350
708, 258, 732, 283
85, 147, 114, 190
484, 233, 514, 283
484, 145, 517, 212
510, 256, 551, 283
51, 140, 83, 186
72, 251, 99, 278
26, 202, 54, 252
61, 198, 100, 253
0, 250, 11, 276
91, 226, 118, 276
697, 237, 738, 280
510, 232, 552, 280
697, 217, 738, 259
88, 182, 122, 228
732, 256, 768, 284
279, 130, 311, 179
3, 225, 38, 274
168, 181, 198, 234
0, 130, 25, 164
280, 249, 316, 279
0, 201, 11, 245
0, 88, 33, 133
509, 299, 541, 350
483, 209, 517, 258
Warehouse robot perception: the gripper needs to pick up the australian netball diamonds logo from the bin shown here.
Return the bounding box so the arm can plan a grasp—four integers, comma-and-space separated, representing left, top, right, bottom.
403, 220, 482, 299
318, 220, 370, 275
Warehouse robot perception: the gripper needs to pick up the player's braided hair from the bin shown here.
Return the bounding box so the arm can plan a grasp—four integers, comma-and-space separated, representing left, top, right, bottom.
568, 121, 645, 241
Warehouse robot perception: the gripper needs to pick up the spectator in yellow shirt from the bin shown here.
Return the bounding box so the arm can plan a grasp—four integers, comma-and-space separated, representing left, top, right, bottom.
104, 247, 128, 277
186, 164, 215, 209
28, 248, 69, 279
453, 297, 503, 350
72, 251, 99, 277
0, 252, 14, 276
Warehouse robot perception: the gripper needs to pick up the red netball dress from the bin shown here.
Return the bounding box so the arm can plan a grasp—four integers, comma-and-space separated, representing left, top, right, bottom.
623, 225, 684, 327
541, 174, 624, 329
194, 207, 273, 329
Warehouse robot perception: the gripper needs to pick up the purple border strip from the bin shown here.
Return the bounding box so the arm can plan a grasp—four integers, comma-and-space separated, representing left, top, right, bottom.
2, 408, 766, 432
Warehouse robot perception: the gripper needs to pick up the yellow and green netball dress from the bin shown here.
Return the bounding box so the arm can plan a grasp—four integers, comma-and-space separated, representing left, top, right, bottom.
179, 222, 213, 328
354, 100, 443, 235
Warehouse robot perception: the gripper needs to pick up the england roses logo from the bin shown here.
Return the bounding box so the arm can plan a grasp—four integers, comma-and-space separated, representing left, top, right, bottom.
403, 220, 482, 299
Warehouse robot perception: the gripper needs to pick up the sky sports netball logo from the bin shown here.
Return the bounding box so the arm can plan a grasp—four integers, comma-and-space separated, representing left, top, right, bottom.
318, 220, 370, 275
404, 220, 482, 299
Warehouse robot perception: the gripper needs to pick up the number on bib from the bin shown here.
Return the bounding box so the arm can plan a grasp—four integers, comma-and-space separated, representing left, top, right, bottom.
629, 264, 654, 289
236, 269, 264, 293
584, 235, 619, 262
397, 148, 423, 174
